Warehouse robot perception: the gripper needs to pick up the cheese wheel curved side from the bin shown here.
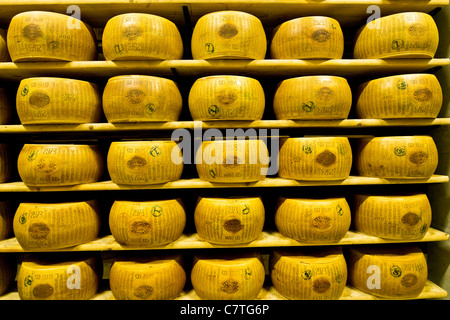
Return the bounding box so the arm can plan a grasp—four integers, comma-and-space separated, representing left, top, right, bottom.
0, 201, 13, 241
0, 254, 16, 296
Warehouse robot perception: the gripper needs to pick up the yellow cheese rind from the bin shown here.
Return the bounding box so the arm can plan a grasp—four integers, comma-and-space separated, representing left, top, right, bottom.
109, 199, 186, 247
102, 13, 183, 61
275, 197, 351, 243
278, 137, 352, 181
0, 144, 11, 183
7, 11, 97, 62
353, 12, 439, 59
102, 75, 183, 123
17, 144, 104, 187
356, 136, 438, 179
109, 255, 186, 300
356, 74, 443, 119
13, 201, 101, 250
107, 141, 183, 185
354, 194, 431, 240
191, 252, 265, 300
273, 76, 352, 120
0, 201, 13, 241
194, 196, 265, 245
271, 16, 344, 59
0, 88, 13, 125
188, 75, 265, 121
191, 11, 267, 60
196, 139, 269, 183
17, 254, 101, 300
347, 245, 428, 298
270, 247, 347, 300
0, 28, 10, 62
0, 254, 16, 296
16, 77, 102, 124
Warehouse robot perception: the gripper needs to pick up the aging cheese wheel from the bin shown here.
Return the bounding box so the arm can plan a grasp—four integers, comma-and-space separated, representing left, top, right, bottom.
356, 74, 443, 119
16, 77, 102, 124
109, 199, 186, 247
0, 88, 13, 125
356, 136, 438, 179
109, 255, 186, 300
347, 245, 428, 298
271, 16, 344, 59
0, 144, 11, 183
102, 13, 183, 61
191, 11, 267, 60
353, 12, 439, 59
196, 139, 269, 183
7, 11, 97, 62
191, 252, 265, 300
107, 141, 183, 185
0, 28, 10, 62
278, 137, 352, 181
188, 75, 265, 121
354, 194, 431, 240
0, 201, 13, 241
273, 76, 352, 120
275, 197, 351, 243
102, 75, 182, 123
17, 254, 101, 300
17, 144, 104, 187
0, 254, 16, 296
270, 247, 347, 300
13, 200, 101, 250
194, 196, 265, 245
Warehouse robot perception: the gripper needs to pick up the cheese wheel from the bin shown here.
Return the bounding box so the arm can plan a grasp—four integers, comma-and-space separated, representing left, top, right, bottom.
17, 144, 104, 187
0, 144, 11, 183
196, 139, 269, 183
353, 12, 439, 59
102, 13, 183, 61
191, 252, 265, 300
356, 74, 443, 119
0, 28, 10, 62
7, 11, 97, 62
347, 245, 427, 298
191, 11, 267, 60
0, 201, 13, 241
16, 77, 102, 124
194, 196, 265, 245
0, 254, 16, 296
275, 197, 351, 243
109, 199, 186, 247
107, 140, 183, 185
0, 88, 13, 125
188, 75, 265, 121
273, 76, 352, 120
13, 200, 101, 250
270, 247, 347, 300
109, 255, 186, 300
356, 136, 438, 179
17, 254, 101, 300
354, 194, 431, 240
271, 16, 344, 59
278, 137, 352, 181
102, 75, 182, 123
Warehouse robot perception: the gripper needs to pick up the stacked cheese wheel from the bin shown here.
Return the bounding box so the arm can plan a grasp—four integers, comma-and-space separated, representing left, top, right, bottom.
0, 88, 12, 125
0, 28, 9, 61
102, 75, 183, 123
0, 201, 12, 241
0, 254, 16, 296
0, 144, 11, 183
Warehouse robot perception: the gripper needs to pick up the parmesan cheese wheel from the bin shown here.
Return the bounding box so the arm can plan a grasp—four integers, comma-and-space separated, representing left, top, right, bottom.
17, 254, 101, 300
194, 196, 265, 245
0, 88, 13, 125
270, 247, 347, 300
278, 137, 352, 181
109, 199, 186, 247
275, 197, 351, 243
7, 11, 97, 62
0, 254, 16, 296
13, 200, 101, 250
271, 16, 344, 59
0, 144, 11, 183
102, 13, 183, 61
0, 28, 10, 62
109, 255, 186, 300
191, 11, 267, 60
347, 245, 427, 298
191, 252, 265, 300
353, 12, 439, 59
273, 76, 352, 120
0, 201, 13, 241
102, 75, 182, 123
188, 75, 265, 121
107, 140, 183, 185
196, 139, 269, 183
353, 194, 431, 240
16, 77, 102, 124
356, 136, 438, 179
17, 144, 104, 187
